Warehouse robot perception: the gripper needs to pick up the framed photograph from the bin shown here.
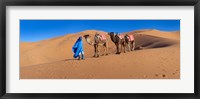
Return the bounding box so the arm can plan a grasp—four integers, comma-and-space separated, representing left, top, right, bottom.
0, 0, 200, 99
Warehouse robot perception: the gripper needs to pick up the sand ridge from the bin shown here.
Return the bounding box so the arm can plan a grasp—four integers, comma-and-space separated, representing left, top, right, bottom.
20, 29, 180, 79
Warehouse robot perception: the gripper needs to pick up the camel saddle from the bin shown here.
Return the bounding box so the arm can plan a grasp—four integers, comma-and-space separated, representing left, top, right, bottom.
100, 34, 106, 41
95, 34, 107, 41
118, 34, 124, 39
128, 34, 134, 41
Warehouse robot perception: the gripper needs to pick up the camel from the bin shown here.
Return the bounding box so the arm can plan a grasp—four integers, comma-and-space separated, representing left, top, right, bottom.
108, 32, 126, 54
83, 33, 109, 57
124, 34, 135, 51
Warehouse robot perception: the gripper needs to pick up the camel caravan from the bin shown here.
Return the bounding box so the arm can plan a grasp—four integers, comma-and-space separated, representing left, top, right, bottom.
83, 32, 135, 58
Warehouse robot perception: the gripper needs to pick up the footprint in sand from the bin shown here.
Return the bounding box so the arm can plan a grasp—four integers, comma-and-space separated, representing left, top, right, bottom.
172, 70, 179, 75
154, 74, 166, 78
162, 74, 166, 78
155, 74, 159, 77
143, 75, 148, 78
87, 74, 94, 78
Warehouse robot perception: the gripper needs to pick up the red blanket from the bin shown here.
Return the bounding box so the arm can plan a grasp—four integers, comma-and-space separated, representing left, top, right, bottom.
118, 34, 124, 39
129, 34, 134, 41
100, 34, 106, 41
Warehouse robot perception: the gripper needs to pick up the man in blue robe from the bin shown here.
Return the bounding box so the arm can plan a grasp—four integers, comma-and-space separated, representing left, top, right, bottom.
72, 36, 85, 60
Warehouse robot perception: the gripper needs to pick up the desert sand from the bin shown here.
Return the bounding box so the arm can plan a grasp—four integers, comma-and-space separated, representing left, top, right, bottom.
20, 29, 180, 79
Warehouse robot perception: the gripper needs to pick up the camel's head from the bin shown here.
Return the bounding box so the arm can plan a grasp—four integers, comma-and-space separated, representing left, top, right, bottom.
107, 32, 115, 36
83, 34, 90, 38
125, 34, 129, 37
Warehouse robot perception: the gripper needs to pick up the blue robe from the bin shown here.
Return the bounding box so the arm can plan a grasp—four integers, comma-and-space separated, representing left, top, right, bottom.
72, 37, 84, 58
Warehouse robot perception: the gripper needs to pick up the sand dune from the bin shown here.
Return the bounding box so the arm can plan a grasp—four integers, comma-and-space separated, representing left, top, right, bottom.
20, 29, 180, 79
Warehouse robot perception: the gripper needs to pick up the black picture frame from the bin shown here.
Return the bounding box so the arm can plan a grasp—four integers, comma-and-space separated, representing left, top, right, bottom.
0, 0, 200, 99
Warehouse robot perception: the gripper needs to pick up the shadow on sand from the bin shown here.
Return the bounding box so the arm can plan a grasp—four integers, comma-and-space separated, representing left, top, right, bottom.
64, 58, 79, 61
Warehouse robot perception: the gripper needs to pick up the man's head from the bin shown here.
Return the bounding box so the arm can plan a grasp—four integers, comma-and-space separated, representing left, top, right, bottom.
78, 36, 82, 40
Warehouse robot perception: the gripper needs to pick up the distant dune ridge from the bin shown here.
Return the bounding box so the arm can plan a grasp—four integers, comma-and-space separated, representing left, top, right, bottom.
20, 29, 180, 79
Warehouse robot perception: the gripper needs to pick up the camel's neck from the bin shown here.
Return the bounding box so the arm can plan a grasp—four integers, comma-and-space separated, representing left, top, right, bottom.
84, 37, 94, 45
110, 35, 117, 43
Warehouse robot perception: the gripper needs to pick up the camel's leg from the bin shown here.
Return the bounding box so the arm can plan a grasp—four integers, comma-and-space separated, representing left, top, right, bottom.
118, 44, 120, 53
128, 42, 131, 52
93, 45, 96, 57
103, 42, 109, 56
115, 45, 117, 54
120, 44, 123, 53
104, 46, 107, 56
124, 44, 126, 53
93, 45, 97, 57
132, 41, 135, 51
122, 42, 126, 53
106, 42, 109, 55
116, 44, 119, 54
116, 45, 118, 54
102, 44, 106, 56
96, 45, 99, 57
117, 44, 121, 54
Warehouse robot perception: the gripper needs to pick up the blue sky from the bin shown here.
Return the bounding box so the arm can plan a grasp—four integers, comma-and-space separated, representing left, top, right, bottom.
20, 20, 180, 42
